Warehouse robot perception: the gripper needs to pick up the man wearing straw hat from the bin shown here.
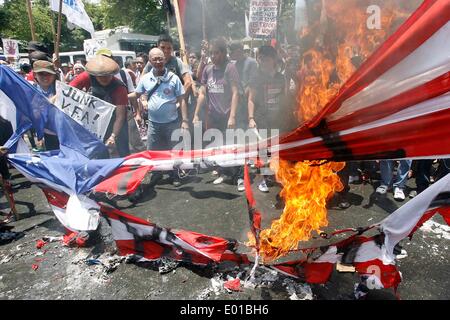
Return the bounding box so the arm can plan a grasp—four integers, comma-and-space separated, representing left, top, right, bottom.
81, 55, 130, 157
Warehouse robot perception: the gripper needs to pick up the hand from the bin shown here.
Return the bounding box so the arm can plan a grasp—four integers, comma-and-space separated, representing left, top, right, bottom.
135, 114, 143, 125
0, 146, 8, 156
227, 117, 236, 129
248, 119, 257, 129
36, 140, 45, 149
181, 120, 189, 130
192, 115, 200, 125
106, 135, 116, 146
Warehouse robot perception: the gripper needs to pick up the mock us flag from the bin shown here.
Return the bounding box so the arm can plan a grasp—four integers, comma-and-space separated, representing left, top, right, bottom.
279, 0, 450, 162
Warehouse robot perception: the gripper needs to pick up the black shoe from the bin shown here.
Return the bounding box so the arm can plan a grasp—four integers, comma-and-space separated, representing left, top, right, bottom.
338, 201, 351, 209
172, 178, 181, 187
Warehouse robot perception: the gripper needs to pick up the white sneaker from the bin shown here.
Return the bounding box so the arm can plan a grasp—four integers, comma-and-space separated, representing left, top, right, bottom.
213, 175, 224, 185
237, 178, 245, 192
376, 185, 388, 194
394, 187, 405, 201
258, 180, 269, 193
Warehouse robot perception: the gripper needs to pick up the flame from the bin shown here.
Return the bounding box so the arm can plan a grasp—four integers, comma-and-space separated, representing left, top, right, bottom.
255, 160, 345, 261
251, 1, 416, 262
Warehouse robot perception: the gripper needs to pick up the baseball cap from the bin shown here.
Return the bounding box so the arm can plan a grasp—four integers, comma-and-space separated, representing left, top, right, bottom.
33, 60, 56, 74
96, 48, 113, 57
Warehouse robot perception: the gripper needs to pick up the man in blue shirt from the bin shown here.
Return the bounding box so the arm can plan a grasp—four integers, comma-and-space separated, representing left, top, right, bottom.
131, 48, 188, 186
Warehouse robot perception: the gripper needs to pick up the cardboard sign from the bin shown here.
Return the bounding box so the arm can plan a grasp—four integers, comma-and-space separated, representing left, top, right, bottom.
2, 39, 19, 59
83, 39, 107, 60
54, 81, 115, 141
248, 0, 278, 38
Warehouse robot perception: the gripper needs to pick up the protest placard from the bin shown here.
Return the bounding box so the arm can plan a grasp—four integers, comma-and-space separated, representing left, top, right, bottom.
248, 0, 278, 38
2, 39, 20, 59
54, 81, 115, 141
83, 39, 107, 60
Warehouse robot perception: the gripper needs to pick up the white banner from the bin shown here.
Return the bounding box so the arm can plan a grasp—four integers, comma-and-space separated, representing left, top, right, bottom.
294, 0, 308, 31
49, 0, 95, 38
54, 81, 115, 141
2, 39, 19, 59
248, 0, 278, 38
83, 39, 107, 60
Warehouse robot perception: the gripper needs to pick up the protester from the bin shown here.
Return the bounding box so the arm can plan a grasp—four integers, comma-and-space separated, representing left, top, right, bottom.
64, 63, 85, 83
410, 159, 450, 198
247, 45, 288, 193
144, 35, 193, 99
229, 40, 258, 130
135, 52, 148, 84
25, 51, 51, 84
71, 55, 130, 157
193, 38, 241, 189
376, 160, 412, 201
124, 58, 138, 87
0, 116, 13, 181
32, 60, 60, 151
131, 47, 187, 187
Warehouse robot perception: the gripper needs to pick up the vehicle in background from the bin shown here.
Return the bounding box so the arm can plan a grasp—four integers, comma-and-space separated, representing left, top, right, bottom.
59, 50, 136, 68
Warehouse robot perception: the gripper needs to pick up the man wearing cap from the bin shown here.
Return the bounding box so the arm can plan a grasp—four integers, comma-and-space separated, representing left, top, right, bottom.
73, 55, 130, 157
32, 60, 60, 151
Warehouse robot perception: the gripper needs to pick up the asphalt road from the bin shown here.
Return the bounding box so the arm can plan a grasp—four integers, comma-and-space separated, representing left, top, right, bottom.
0, 166, 449, 300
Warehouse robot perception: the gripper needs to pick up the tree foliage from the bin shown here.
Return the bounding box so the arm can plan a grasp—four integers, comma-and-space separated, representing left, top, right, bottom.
0, 0, 296, 54
99, 0, 165, 35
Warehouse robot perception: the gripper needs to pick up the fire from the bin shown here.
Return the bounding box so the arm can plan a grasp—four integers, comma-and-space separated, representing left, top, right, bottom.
252, 0, 416, 262
256, 160, 345, 261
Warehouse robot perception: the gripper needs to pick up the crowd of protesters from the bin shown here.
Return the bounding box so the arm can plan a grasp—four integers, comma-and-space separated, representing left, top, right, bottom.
1, 36, 449, 210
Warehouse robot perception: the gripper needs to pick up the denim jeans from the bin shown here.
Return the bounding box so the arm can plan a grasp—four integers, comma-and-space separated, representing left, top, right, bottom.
380, 160, 412, 189
147, 119, 180, 151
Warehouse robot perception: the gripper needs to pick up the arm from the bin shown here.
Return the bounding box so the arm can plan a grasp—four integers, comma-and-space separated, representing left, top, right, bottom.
227, 82, 239, 129
247, 87, 257, 129
128, 93, 142, 124
106, 104, 127, 147
179, 96, 189, 130
182, 72, 193, 97
193, 85, 206, 124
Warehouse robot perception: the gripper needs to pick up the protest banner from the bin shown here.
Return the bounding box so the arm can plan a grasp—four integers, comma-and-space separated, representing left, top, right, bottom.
54, 81, 115, 141
248, 0, 278, 38
2, 39, 20, 59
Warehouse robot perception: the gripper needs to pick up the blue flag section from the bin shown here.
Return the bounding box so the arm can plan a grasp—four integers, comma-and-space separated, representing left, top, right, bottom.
0, 64, 124, 195
7, 152, 124, 194
0, 65, 109, 160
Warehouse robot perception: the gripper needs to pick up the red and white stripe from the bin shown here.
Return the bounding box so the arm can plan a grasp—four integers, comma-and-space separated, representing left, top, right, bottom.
101, 205, 247, 265
281, 0, 450, 161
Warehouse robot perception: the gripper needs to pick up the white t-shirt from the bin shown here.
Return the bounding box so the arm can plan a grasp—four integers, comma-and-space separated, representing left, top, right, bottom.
116, 68, 135, 93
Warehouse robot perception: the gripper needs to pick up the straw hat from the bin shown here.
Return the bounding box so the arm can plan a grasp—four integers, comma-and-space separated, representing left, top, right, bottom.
85, 55, 119, 76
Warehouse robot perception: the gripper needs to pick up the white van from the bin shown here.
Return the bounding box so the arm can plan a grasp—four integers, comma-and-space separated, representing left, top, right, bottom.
59, 50, 136, 68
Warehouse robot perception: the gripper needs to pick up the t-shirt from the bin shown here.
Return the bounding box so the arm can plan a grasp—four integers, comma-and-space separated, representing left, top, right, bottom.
201, 62, 240, 116
136, 68, 185, 124
250, 69, 286, 130
34, 83, 56, 99
234, 57, 258, 95
69, 72, 128, 106
70, 70, 134, 94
